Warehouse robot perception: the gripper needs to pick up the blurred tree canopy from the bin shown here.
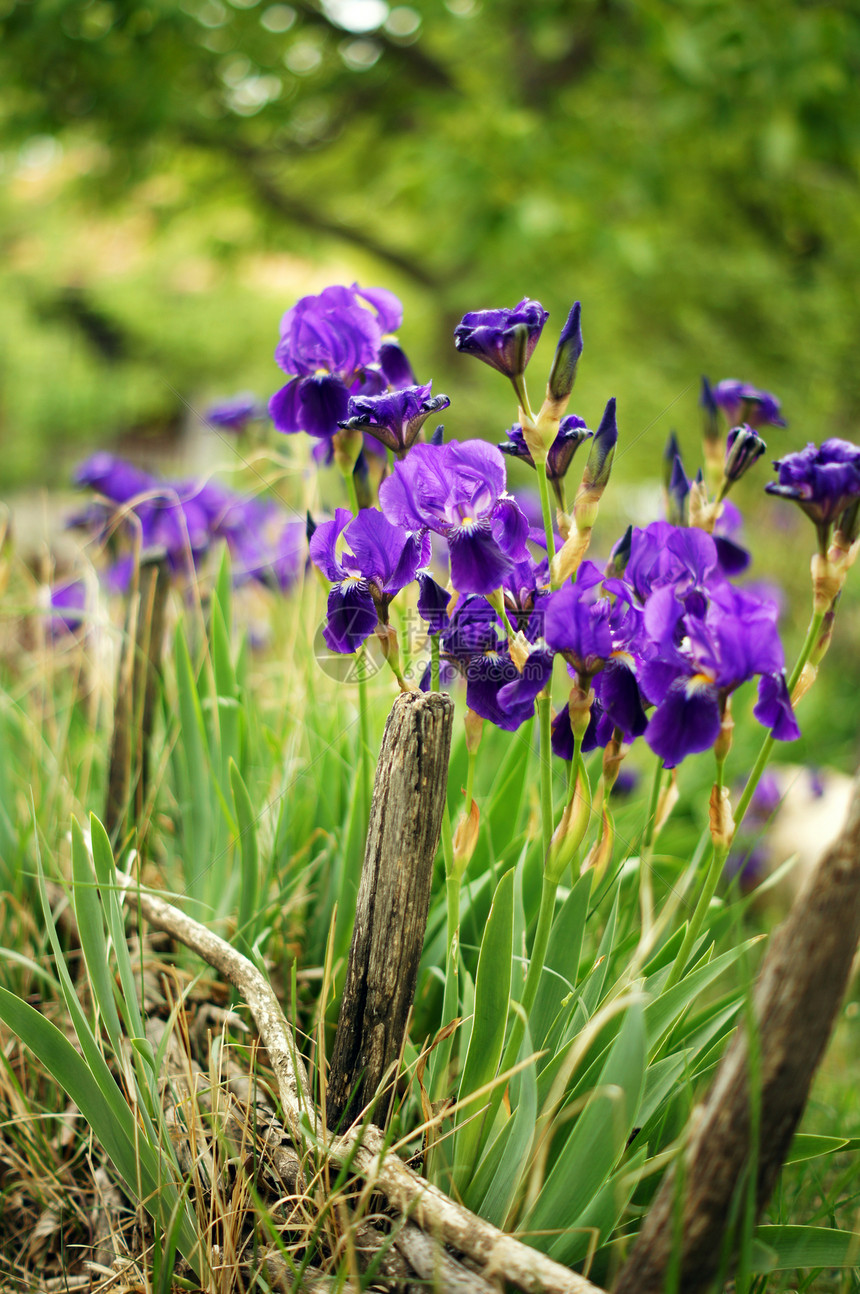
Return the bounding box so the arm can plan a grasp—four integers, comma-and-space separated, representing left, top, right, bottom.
1, 0, 860, 486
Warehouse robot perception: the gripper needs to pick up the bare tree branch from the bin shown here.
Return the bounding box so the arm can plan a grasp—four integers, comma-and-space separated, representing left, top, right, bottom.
117, 871, 606, 1294
614, 769, 860, 1294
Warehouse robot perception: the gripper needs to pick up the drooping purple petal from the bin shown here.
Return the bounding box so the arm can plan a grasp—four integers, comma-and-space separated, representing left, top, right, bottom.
753, 672, 801, 741
323, 582, 379, 653
597, 657, 648, 738
714, 535, 751, 576
449, 527, 514, 595
644, 679, 722, 768
309, 508, 353, 582
269, 373, 351, 439
495, 647, 553, 715
491, 494, 530, 561
417, 572, 451, 633
465, 651, 533, 731
353, 283, 404, 333
379, 340, 417, 388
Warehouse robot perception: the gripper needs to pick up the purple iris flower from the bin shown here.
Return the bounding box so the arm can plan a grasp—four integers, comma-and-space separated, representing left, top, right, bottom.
275, 284, 395, 376
435, 597, 545, 731
544, 561, 647, 738
765, 439, 860, 534
75, 454, 208, 565
499, 552, 551, 626
339, 382, 451, 454
215, 494, 306, 593
711, 379, 787, 430
453, 299, 549, 378
625, 523, 723, 613
378, 440, 530, 596
75, 453, 157, 502
499, 415, 592, 481
73, 455, 306, 587
640, 582, 799, 767
47, 579, 87, 636
544, 569, 614, 678
309, 507, 429, 654
205, 393, 261, 432
270, 283, 402, 442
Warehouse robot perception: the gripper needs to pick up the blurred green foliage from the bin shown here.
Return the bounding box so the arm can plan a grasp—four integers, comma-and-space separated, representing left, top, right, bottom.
1, 0, 859, 492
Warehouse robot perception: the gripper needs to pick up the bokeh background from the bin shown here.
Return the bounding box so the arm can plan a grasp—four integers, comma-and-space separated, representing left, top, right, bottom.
2, 0, 860, 756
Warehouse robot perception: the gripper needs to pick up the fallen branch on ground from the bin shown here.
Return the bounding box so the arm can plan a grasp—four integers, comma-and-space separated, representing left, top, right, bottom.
117, 870, 606, 1294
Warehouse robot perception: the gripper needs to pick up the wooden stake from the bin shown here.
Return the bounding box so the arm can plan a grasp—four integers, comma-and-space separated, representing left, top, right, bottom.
614, 771, 860, 1294
326, 690, 454, 1132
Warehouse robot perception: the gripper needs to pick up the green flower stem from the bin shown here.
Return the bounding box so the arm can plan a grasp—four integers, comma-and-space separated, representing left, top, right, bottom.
536, 692, 555, 859
512, 373, 536, 426
344, 465, 360, 516
567, 742, 591, 882
639, 758, 664, 935
536, 463, 557, 566
498, 603, 517, 642
430, 633, 440, 693
665, 607, 826, 992
356, 646, 372, 835
464, 746, 477, 810
567, 732, 584, 798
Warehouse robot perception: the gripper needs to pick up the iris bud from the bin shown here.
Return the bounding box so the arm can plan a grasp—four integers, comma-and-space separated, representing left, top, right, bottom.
547, 301, 583, 405
546, 769, 591, 884
724, 424, 767, 485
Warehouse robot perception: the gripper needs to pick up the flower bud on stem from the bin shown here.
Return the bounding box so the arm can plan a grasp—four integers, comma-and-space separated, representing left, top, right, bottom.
550, 398, 617, 586
708, 783, 735, 850
581, 802, 614, 884
546, 759, 591, 885
464, 707, 484, 755
452, 797, 480, 879
688, 477, 721, 534
714, 697, 734, 768
601, 730, 627, 799
811, 551, 845, 614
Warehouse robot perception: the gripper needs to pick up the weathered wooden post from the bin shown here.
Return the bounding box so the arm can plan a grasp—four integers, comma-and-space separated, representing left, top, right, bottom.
614, 771, 860, 1294
326, 690, 454, 1132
